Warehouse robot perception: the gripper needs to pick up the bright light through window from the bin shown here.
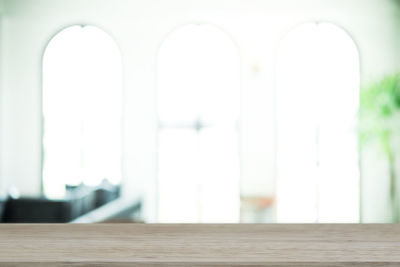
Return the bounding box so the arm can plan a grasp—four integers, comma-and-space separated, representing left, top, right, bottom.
157, 24, 240, 223
42, 25, 122, 199
276, 22, 360, 223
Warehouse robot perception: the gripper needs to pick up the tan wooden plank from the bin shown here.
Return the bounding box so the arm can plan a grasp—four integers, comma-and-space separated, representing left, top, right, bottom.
0, 224, 399, 266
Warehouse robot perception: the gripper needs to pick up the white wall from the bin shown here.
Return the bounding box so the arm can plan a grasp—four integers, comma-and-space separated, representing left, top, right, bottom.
0, 1, 3, 199
0, 0, 399, 222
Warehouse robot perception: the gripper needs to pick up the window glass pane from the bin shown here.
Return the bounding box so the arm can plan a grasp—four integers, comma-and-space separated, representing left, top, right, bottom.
158, 24, 240, 125
276, 22, 360, 223
158, 128, 199, 222
198, 126, 240, 222
42, 25, 122, 198
157, 24, 240, 222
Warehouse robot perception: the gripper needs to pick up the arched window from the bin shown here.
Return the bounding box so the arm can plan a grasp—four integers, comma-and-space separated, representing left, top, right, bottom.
157, 24, 240, 223
276, 22, 360, 223
42, 25, 122, 198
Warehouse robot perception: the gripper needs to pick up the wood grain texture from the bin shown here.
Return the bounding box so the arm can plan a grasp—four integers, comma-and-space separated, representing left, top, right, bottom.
0, 224, 400, 266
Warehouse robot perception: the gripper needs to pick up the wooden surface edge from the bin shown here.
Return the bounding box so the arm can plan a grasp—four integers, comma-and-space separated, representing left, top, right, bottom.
1, 224, 400, 265
1, 262, 400, 267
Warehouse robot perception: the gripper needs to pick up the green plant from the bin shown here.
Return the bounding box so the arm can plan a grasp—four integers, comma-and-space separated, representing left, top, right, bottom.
360, 73, 400, 222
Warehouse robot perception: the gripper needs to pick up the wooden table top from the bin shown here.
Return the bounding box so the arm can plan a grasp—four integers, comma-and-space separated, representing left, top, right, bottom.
0, 224, 400, 266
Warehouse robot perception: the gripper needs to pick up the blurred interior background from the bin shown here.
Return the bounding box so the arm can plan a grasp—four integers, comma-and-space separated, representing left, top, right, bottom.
0, 0, 400, 223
